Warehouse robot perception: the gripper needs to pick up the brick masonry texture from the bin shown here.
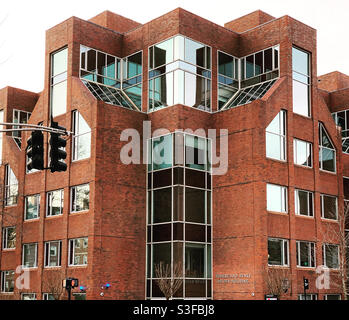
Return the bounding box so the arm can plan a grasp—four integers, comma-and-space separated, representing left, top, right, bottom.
0, 7, 348, 300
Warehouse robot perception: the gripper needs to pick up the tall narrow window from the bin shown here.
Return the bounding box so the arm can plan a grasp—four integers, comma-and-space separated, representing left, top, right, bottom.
22, 243, 38, 268
321, 194, 338, 220
268, 238, 289, 266
296, 241, 316, 268
1, 271, 14, 293
46, 189, 64, 217
12, 109, 31, 149
68, 238, 88, 266
71, 184, 90, 213
2, 227, 16, 249
44, 241, 62, 267
72, 111, 91, 161
266, 110, 286, 161
319, 123, 336, 172
295, 189, 313, 217
323, 244, 339, 269
292, 47, 311, 117
267, 184, 287, 213
24, 194, 40, 220
294, 139, 312, 167
51, 47, 68, 118
4, 165, 18, 207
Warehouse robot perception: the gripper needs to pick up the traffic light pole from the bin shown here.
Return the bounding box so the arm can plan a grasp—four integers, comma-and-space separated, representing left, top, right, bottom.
0, 122, 72, 135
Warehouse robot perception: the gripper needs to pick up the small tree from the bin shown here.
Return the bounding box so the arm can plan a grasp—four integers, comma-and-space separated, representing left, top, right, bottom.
42, 270, 65, 300
321, 201, 349, 299
154, 262, 183, 300
263, 267, 291, 299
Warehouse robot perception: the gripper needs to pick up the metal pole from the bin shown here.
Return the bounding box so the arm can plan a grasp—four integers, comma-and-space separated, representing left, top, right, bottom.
0, 122, 72, 135
303, 276, 307, 301
68, 287, 71, 301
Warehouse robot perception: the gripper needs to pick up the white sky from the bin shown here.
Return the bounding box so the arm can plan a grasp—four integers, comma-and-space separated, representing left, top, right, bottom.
0, 0, 349, 93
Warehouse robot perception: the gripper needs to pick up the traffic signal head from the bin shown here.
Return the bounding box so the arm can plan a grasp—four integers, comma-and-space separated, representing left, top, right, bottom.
49, 121, 67, 173
27, 130, 44, 171
304, 278, 309, 290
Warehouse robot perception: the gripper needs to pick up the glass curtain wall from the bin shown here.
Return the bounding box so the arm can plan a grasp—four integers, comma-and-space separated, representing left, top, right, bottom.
148, 35, 211, 112
146, 132, 212, 299
80, 46, 142, 110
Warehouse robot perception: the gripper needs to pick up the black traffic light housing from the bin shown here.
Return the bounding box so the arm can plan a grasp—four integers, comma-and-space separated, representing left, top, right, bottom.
304, 278, 309, 290
26, 130, 44, 171
49, 121, 67, 173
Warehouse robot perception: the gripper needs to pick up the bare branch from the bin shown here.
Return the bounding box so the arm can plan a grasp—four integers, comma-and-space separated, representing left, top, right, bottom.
154, 262, 183, 300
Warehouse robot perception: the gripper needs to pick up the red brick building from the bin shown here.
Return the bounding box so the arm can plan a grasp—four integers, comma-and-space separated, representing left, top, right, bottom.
0, 8, 348, 300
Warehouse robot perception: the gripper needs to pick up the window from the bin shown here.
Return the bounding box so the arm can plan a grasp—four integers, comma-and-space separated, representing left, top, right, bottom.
80, 45, 142, 110
319, 123, 336, 173
24, 194, 40, 220
51, 47, 68, 118
4, 165, 18, 206
12, 109, 31, 149
332, 110, 349, 153
292, 47, 311, 117
151, 134, 173, 171
0, 109, 3, 164
296, 241, 315, 268
69, 238, 88, 266
148, 35, 211, 112
295, 189, 313, 217
185, 135, 208, 171
298, 294, 317, 300
1, 271, 14, 293
72, 111, 91, 161
44, 241, 62, 267
42, 293, 55, 300
2, 227, 16, 249
324, 294, 341, 300
73, 293, 86, 300
294, 139, 312, 167
46, 189, 64, 217
321, 194, 338, 220
267, 184, 287, 213
71, 184, 90, 213
323, 244, 339, 269
22, 243, 38, 268
268, 238, 289, 266
266, 110, 286, 161
21, 293, 36, 300
185, 243, 206, 278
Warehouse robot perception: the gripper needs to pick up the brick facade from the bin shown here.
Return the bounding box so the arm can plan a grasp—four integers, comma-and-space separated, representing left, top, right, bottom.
0, 8, 347, 300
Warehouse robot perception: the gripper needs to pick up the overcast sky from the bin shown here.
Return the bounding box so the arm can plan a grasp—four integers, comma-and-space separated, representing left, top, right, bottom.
1, 0, 349, 93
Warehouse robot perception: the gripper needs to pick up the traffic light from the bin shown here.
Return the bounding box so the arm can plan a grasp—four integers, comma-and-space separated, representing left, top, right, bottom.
26, 130, 44, 171
304, 278, 309, 290
49, 121, 67, 173
62, 278, 79, 289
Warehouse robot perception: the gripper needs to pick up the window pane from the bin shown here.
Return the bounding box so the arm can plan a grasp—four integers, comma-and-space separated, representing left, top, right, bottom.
267, 184, 286, 213
292, 47, 309, 76
185, 38, 205, 67
185, 243, 205, 278
25, 195, 40, 220
23, 244, 37, 268
72, 184, 89, 212
51, 80, 67, 117
321, 148, 335, 172
152, 243, 171, 277
154, 39, 174, 68
153, 135, 172, 170
322, 195, 337, 220
185, 188, 205, 223
268, 239, 282, 265
53, 48, 68, 76
153, 188, 171, 223
293, 80, 309, 117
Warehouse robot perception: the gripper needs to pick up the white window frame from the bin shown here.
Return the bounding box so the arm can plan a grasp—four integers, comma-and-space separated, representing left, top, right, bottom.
320, 194, 338, 221
324, 294, 341, 300
21, 293, 36, 300
46, 189, 64, 217
323, 243, 340, 269
68, 237, 88, 267
72, 110, 91, 162
293, 139, 312, 168
70, 184, 90, 213
266, 183, 288, 213
12, 109, 32, 149
24, 194, 40, 221
268, 238, 289, 267
296, 241, 316, 268
4, 165, 18, 207
319, 123, 336, 173
2, 226, 16, 250
298, 294, 318, 300
44, 240, 62, 268
266, 110, 287, 161
1, 270, 15, 293
295, 189, 314, 217
42, 293, 56, 300
22, 243, 38, 269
